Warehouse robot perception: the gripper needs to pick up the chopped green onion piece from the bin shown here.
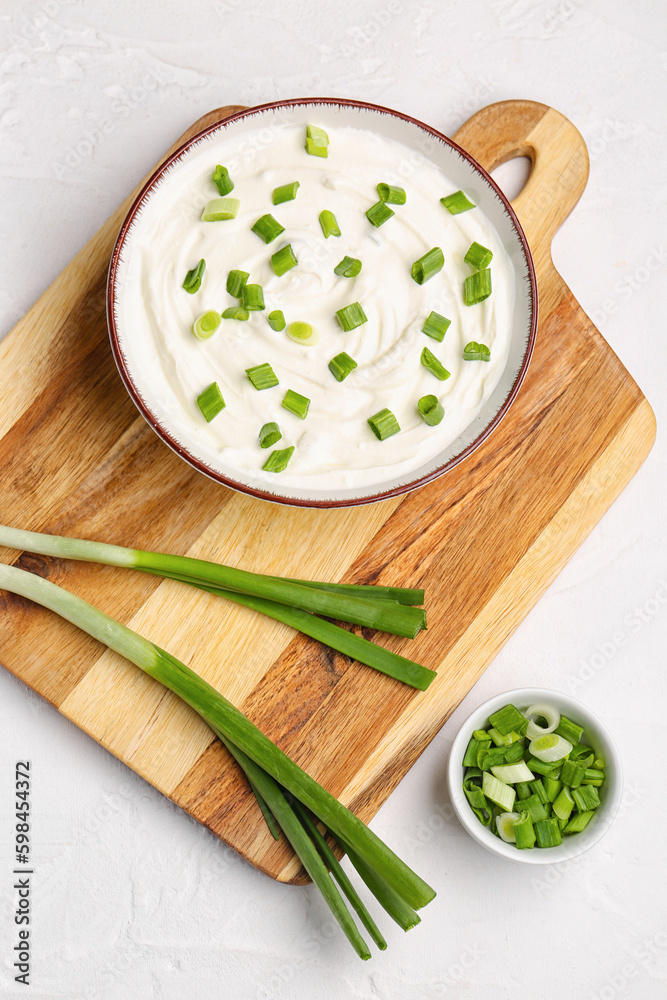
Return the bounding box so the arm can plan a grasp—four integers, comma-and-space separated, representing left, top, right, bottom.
271, 243, 299, 276
367, 408, 400, 441
251, 214, 285, 244
529, 778, 549, 804
282, 389, 310, 419
514, 810, 536, 849
571, 784, 601, 812
529, 733, 573, 763
593, 758, 606, 770
420, 347, 451, 381
273, 181, 300, 205
524, 703, 561, 740
559, 759, 586, 788
583, 768, 605, 786
482, 772, 515, 812
196, 382, 225, 423
563, 811, 595, 834
516, 781, 532, 801
463, 341, 491, 362
521, 793, 549, 823
555, 715, 585, 744
305, 124, 329, 157
534, 818, 562, 848
473, 730, 491, 741
262, 446, 295, 473
464, 241, 494, 269
495, 812, 520, 843
366, 201, 395, 227
475, 740, 492, 768
569, 743, 594, 762
545, 778, 562, 803
463, 269, 492, 305
479, 747, 509, 771
245, 362, 278, 390
226, 269, 249, 298
201, 197, 239, 221
463, 771, 492, 826
286, 321, 318, 346
328, 352, 357, 382
489, 728, 522, 748
336, 302, 368, 331
417, 395, 444, 426
524, 756, 562, 778
334, 256, 362, 277
489, 705, 529, 737
319, 210, 341, 238
242, 284, 265, 311
411, 248, 444, 284
268, 310, 286, 331
490, 761, 534, 784
440, 190, 476, 214
463, 738, 482, 768
421, 311, 451, 342
552, 786, 575, 823
503, 742, 526, 764
376, 183, 406, 205
192, 310, 222, 340
258, 422, 282, 449
212, 164, 234, 196
182, 258, 206, 294
221, 306, 249, 321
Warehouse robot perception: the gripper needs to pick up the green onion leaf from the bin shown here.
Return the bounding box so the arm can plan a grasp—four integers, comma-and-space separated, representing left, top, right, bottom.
271, 244, 298, 277
521, 793, 549, 823
534, 818, 562, 848
212, 164, 234, 196
182, 258, 206, 294
376, 183, 406, 205
273, 181, 300, 205
258, 422, 282, 449
420, 347, 450, 381
221, 306, 249, 321
563, 811, 595, 834
571, 784, 601, 812
488, 705, 528, 737
201, 197, 240, 222
366, 201, 395, 228
421, 311, 451, 342
464, 242, 493, 269
192, 310, 222, 340
226, 269, 249, 298
305, 124, 329, 157
417, 395, 444, 426
559, 759, 586, 788
463, 341, 490, 362
319, 210, 341, 238
411, 248, 444, 284
242, 284, 266, 311
262, 446, 295, 473
251, 214, 285, 244
463, 269, 492, 305
328, 352, 357, 382
245, 362, 278, 390
268, 310, 286, 331
334, 256, 362, 278
367, 408, 400, 441
440, 190, 475, 214
196, 382, 225, 423
286, 321, 318, 346
282, 389, 310, 419
336, 302, 368, 331
554, 716, 585, 745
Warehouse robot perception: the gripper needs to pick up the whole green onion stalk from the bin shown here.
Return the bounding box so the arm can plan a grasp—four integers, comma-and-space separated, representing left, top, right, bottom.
0, 525, 434, 690
0, 562, 436, 958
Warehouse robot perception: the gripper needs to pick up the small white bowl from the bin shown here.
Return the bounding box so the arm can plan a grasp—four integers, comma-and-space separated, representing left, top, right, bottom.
447, 687, 623, 864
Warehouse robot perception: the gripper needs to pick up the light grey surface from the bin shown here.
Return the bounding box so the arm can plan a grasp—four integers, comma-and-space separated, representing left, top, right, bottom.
1, 2, 666, 998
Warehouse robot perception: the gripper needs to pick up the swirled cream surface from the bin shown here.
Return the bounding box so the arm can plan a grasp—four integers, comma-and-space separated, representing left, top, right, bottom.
121, 123, 516, 491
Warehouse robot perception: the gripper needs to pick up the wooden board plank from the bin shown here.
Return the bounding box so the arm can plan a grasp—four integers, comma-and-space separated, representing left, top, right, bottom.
0, 100, 655, 883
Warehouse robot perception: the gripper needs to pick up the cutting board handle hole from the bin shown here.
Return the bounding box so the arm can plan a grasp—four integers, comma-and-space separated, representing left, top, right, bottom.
490, 156, 532, 203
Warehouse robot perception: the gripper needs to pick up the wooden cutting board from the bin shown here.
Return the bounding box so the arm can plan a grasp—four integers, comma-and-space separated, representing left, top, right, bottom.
0, 100, 655, 883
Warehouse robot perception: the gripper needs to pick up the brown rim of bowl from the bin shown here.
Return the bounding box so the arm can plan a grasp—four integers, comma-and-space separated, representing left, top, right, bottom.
107, 96, 538, 509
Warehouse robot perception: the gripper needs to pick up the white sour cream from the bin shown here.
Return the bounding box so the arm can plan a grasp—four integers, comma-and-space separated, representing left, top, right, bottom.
122, 124, 515, 491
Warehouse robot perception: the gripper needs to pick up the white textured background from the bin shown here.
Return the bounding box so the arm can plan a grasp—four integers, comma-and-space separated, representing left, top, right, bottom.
1, 2, 666, 998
